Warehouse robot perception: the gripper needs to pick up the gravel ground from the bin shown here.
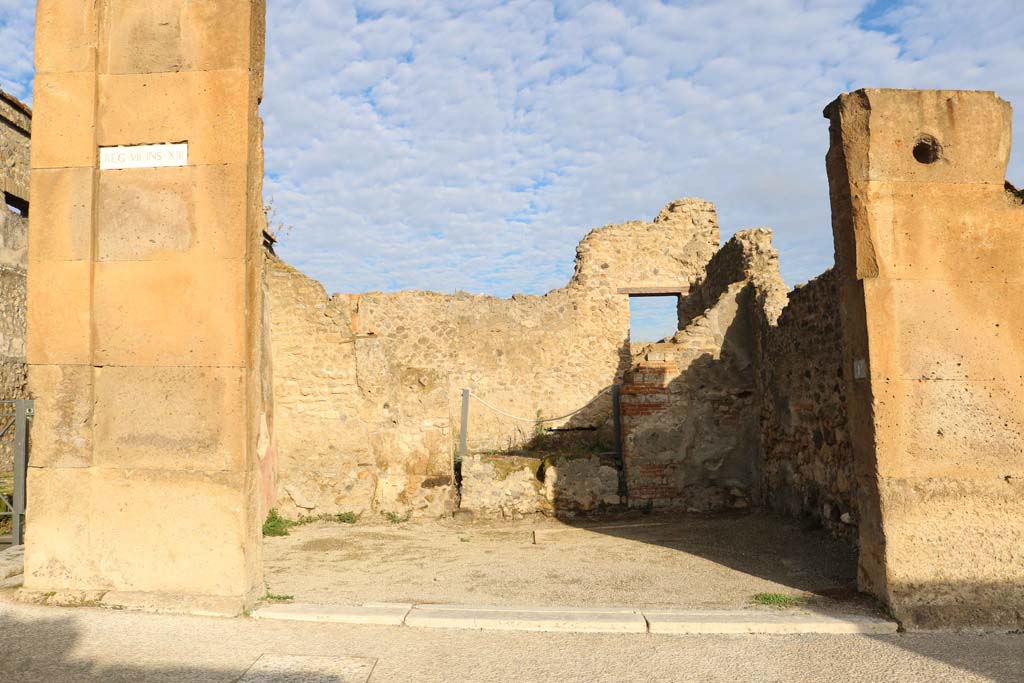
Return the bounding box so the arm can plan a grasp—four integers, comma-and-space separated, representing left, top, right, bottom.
264, 510, 874, 614
1, 601, 1022, 683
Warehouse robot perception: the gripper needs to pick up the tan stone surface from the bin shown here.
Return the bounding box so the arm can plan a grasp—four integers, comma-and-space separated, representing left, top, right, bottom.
101, 0, 256, 75
96, 71, 250, 166
621, 229, 782, 511
24, 467, 258, 596
29, 71, 96, 170
825, 88, 1024, 629
27, 167, 94, 262
756, 269, 856, 539
26, 365, 93, 469
92, 258, 246, 367
34, 0, 99, 74
92, 366, 247, 472
97, 164, 247, 261
25, 259, 92, 366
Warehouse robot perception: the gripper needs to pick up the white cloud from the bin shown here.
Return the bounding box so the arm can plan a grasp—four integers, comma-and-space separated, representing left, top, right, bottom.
3, 0, 1024, 312
263, 0, 1024, 300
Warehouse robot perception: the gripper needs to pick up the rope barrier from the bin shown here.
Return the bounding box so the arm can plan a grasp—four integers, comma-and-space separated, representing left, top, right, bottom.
468, 386, 614, 424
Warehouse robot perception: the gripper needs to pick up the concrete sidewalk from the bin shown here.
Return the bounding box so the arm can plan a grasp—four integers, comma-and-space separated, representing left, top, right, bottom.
1, 601, 1021, 683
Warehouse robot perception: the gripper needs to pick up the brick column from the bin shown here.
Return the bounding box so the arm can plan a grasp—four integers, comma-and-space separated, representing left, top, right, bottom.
24, 0, 268, 615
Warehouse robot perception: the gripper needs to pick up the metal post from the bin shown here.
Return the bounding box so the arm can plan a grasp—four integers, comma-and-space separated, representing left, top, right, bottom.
12, 399, 29, 546
611, 384, 622, 461
459, 389, 470, 464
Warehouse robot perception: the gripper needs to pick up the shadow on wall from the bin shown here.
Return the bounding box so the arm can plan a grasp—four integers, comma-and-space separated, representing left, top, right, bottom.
620, 281, 762, 512
459, 339, 634, 516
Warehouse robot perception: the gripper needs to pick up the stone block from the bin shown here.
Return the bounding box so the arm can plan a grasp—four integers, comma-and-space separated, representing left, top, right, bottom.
97, 71, 250, 167
862, 278, 1024, 383
100, 0, 255, 75
97, 164, 247, 261
34, 0, 99, 74
92, 365, 247, 472
23, 468, 100, 591
836, 90, 1012, 186
25, 467, 259, 597
26, 260, 92, 366
27, 365, 93, 469
28, 167, 95, 262
29, 72, 97, 170
92, 468, 259, 596
872, 379, 1024, 481
92, 258, 246, 367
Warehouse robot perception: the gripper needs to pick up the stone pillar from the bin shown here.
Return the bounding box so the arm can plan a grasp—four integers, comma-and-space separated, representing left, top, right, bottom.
825, 89, 1024, 629
24, 1, 267, 615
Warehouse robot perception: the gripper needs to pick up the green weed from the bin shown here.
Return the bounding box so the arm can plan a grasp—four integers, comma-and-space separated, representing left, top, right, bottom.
262, 509, 293, 537
384, 511, 411, 525
752, 592, 799, 609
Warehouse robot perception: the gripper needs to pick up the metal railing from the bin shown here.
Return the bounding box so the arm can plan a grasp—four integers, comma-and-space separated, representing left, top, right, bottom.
457, 387, 621, 464
0, 399, 33, 546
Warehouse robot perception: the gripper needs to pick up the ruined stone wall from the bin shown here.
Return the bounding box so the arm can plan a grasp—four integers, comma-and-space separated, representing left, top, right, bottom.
621, 229, 785, 510
0, 91, 31, 207
756, 269, 855, 538
0, 90, 30, 474
267, 199, 719, 517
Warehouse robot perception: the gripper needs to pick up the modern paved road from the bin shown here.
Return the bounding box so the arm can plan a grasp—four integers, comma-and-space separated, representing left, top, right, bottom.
2, 602, 1022, 682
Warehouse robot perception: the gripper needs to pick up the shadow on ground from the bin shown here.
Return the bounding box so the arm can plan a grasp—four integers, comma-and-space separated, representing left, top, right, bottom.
558, 509, 869, 612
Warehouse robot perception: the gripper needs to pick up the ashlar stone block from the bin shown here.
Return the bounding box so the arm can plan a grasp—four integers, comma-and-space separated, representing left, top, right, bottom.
97, 164, 247, 261
30, 72, 97, 170
101, 0, 255, 75
28, 167, 95, 262
97, 71, 250, 167
92, 258, 247, 367
93, 365, 247, 472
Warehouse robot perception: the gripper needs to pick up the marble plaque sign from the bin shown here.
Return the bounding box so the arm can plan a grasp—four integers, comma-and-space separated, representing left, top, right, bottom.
99, 142, 188, 170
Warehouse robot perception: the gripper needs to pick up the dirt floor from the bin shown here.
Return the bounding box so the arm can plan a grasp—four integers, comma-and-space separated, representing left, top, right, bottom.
264, 510, 877, 615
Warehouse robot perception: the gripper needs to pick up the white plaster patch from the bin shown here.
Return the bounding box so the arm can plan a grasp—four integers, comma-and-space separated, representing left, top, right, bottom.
99, 143, 188, 170
240, 655, 375, 682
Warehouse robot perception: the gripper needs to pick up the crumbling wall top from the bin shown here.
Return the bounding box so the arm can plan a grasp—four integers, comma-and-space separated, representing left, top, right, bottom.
0, 88, 31, 205
570, 198, 719, 293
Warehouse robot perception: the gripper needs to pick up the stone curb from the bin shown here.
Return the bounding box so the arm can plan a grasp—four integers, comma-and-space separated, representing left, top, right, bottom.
252, 602, 898, 635
644, 609, 899, 635
253, 602, 413, 626
405, 604, 648, 633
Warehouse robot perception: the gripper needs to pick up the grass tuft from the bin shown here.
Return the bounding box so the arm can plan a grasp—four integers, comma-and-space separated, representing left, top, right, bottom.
752, 592, 799, 609
262, 509, 293, 537
265, 590, 294, 603
384, 511, 411, 525
263, 509, 362, 537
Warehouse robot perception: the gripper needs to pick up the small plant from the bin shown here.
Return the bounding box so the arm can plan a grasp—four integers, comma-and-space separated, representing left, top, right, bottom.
752, 592, 799, 609
265, 590, 294, 603
384, 510, 411, 525
262, 509, 294, 537
329, 511, 360, 524
459, 536, 470, 543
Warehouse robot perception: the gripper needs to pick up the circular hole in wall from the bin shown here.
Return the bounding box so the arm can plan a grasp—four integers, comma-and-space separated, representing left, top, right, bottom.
913, 135, 942, 164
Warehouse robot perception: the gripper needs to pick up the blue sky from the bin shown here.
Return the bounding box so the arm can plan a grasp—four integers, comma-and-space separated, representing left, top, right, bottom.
2, 0, 1024, 340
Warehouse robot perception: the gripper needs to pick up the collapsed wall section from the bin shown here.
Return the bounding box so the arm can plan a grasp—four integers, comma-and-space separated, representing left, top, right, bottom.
620, 229, 786, 510
267, 199, 719, 517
